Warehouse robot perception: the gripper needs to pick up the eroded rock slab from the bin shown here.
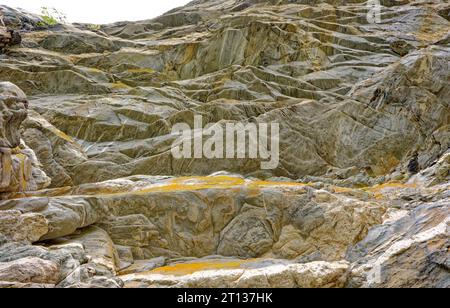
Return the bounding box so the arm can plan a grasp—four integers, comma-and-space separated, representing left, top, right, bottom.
0, 175, 387, 263
120, 258, 350, 288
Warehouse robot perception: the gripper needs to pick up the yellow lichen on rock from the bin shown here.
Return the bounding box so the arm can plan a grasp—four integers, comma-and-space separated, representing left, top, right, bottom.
15, 153, 29, 192
131, 176, 307, 195
143, 259, 255, 276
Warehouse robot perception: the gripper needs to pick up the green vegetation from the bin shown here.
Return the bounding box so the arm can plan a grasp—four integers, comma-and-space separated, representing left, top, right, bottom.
87, 24, 102, 31
37, 7, 67, 28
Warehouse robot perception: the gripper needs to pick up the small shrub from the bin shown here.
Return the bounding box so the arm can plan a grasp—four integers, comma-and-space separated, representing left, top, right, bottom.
87, 24, 102, 31
37, 7, 67, 28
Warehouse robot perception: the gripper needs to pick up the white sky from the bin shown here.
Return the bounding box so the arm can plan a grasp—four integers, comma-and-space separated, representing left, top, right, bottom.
1, 0, 192, 24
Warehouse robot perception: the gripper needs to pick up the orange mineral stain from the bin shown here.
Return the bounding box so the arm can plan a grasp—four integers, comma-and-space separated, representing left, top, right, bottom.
142, 259, 256, 276
132, 176, 307, 195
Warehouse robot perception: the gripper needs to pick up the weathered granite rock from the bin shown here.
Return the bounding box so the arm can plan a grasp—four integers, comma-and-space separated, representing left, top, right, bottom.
0, 241, 85, 283
120, 258, 350, 288
53, 226, 120, 273
0, 28, 21, 53
0, 176, 386, 263
39, 32, 120, 55
0, 143, 51, 193
409, 150, 450, 187
1, 1, 449, 184
0, 5, 42, 30
218, 204, 275, 258
0, 281, 54, 288
118, 257, 166, 275
0, 210, 48, 243
390, 40, 415, 56
0, 257, 60, 285
0, 229, 124, 288
21, 111, 88, 188
96, 215, 160, 249
348, 198, 450, 288
0, 82, 28, 148
0, 82, 50, 193
57, 263, 123, 288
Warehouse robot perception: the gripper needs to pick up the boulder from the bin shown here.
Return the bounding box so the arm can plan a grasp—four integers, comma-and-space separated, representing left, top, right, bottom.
120, 258, 350, 288
0, 257, 60, 285
0, 210, 48, 243
0, 82, 50, 193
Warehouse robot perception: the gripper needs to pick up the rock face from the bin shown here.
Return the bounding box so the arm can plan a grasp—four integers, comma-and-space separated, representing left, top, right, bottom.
0, 82, 28, 148
0, 28, 21, 53
0, 82, 50, 193
348, 200, 449, 288
0, 0, 449, 288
